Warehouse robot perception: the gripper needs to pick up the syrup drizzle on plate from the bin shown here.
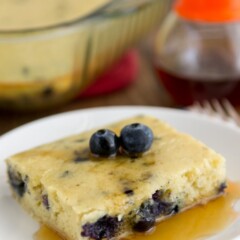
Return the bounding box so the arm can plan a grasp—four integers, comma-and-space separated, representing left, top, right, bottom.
34, 182, 240, 240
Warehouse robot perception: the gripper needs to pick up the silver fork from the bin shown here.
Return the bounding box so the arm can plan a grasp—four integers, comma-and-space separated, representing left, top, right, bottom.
188, 99, 240, 127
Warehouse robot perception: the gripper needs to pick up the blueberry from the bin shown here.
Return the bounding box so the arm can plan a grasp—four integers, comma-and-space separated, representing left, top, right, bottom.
42, 194, 50, 210
7, 168, 27, 197
81, 215, 121, 240
218, 182, 227, 193
124, 189, 134, 196
90, 129, 120, 157
42, 87, 54, 98
133, 217, 155, 232
133, 190, 178, 232
120, 123, 153, 156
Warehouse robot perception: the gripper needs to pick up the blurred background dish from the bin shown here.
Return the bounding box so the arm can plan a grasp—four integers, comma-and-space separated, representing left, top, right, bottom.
0, 0, 171, 111
0, 0, 112, 31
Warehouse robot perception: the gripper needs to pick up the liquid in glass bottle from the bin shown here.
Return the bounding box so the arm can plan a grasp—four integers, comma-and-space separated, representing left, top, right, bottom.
154, 0, 240, 106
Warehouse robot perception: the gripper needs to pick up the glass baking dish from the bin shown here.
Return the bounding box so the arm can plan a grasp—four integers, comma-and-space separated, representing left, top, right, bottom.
0, 0, 170, 111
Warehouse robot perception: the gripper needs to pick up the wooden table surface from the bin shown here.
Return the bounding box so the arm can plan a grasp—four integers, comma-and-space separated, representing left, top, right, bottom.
0, 49, 174, 136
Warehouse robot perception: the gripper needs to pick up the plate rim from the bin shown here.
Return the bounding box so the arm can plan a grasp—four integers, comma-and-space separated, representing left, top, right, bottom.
1, 106, 240, 142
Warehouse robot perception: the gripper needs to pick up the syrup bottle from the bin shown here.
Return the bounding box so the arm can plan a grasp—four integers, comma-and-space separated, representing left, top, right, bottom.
154, 0, 240, 106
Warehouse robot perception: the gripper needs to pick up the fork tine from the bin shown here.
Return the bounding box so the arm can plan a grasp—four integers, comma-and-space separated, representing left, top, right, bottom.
202, 100, 215, 116
187, 101, 203, 113
188, 99, 240, 127
211, 99, 229, 120
222, 99, 240, 126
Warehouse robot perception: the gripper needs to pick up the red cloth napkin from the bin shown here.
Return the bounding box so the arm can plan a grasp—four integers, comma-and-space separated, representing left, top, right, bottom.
79, 50, 139, 98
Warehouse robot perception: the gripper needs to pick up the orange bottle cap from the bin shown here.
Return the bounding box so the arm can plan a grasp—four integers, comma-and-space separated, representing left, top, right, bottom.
174, 0, 240, 22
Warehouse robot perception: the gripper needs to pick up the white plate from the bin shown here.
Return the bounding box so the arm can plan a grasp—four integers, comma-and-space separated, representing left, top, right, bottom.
0, 106, 240, 240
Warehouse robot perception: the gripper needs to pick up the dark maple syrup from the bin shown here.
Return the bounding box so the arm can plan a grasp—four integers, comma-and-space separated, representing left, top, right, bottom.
156, 66, 240, 107
34, 182, 240, 240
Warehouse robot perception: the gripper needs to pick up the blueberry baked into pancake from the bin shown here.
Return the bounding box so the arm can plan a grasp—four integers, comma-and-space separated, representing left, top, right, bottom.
6, 115, 226, 240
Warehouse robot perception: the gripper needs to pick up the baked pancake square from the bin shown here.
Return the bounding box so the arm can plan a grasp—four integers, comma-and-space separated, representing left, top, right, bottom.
6, 115, 226, 240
